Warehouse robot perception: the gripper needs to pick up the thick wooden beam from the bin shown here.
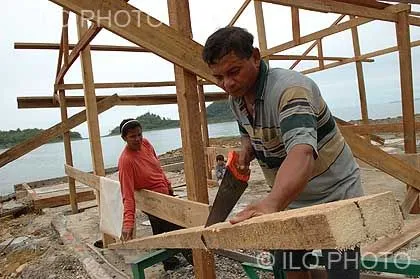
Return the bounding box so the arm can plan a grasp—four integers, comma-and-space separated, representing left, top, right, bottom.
334, 0, 389, 9
228, 0, 251, 26
396, 11, 419, 213
167, 0, 216, 277
59, 90, 78, 214
15, 42, 150, 52
260, 0, 403, 22
350, 15, 369, 133
109, 192, 402, 250
76, 16, 113, 246
64, 164, 211, 228
0, 95, 118, 169
262, 4, 409, 57
48, 0, 217, 84
254, 1, 269, 64
17, 92, 227, 108
334, 117, 384, 145
317, 39, 324, 70
340, 128, 420, 192
56, 81, 177, 90
291, 7, 300, 43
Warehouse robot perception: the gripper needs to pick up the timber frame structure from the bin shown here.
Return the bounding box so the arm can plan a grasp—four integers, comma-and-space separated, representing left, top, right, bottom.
2, 0, 420, 278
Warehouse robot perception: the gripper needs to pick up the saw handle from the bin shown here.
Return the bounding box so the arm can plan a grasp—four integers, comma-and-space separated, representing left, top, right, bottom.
226, 151, 250, 183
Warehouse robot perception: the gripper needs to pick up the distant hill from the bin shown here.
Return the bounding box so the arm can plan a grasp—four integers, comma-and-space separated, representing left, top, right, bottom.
108, 101, 236, 136
0, 129, 82, 149
108, 112, 180, 136
206, 100, 236, 123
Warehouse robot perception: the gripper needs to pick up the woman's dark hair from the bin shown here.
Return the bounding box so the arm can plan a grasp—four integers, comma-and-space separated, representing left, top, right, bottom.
119, 118, 142, 137
216, 154, 225, 162
202, 26, 254, 65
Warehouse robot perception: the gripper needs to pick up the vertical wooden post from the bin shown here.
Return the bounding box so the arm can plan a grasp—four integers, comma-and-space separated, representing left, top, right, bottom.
58, 90, 78, 214
62, 9, 69, 67
317, 39, 324, 70
254, 0, 269, 65
198, 83, 211, 178
167, 1, 216, 278
76, 16, 115, 244
350, 16, 370, 135
291, 7, 300, 44
396, 11, 419, 213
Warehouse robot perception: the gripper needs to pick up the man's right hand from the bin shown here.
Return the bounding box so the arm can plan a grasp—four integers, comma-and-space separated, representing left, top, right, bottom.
121, 228, 133, 241
238, 136, 255, 171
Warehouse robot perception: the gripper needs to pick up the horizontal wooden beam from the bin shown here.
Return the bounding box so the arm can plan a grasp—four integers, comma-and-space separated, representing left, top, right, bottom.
55, 81, 178, 90
333, 0, 389, 9
64, 164, 210, 228
269, 54, 374, 62
261, 4, 409, 57
341, 122, 420, 134
109, 192, 402, 250
48, 0, 217, 84
14, 42, 150, 52
0, 94, 119, 169
340, 128, 420, 192
260, 0, 406, 22
334, 117, 385, 145
17, 92, 227, 109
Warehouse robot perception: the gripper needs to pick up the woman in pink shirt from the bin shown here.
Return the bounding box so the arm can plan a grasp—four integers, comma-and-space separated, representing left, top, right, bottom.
118, 118, 193, 270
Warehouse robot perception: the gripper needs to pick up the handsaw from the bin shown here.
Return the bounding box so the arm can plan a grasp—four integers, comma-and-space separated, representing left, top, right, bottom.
205, 151, 250, 227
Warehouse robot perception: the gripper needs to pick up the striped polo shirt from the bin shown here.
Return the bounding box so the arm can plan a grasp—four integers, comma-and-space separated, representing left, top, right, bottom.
230, 61, 363, 208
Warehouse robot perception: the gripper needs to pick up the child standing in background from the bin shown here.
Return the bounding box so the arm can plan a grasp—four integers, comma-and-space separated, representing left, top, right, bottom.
215, 154, 226, 186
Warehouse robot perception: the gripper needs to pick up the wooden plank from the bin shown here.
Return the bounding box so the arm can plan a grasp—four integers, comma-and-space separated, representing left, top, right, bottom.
65, 164, 211, 228
167, 0, 216, 277
135, 190, 210, 228
409, 15, 420, 27
290, 15, 345, 69
0, 94, 118, 168
228, 0, 251, 26
254, 1, 269, 64
334, 0, 389, 9
48, 0, 217, 84
396, 11, 417, 154
109, 192, 403, 250
62, 9, 70, 66
334, 117, 385, 145
350, 15, 370, 140
15, 42, 150, 52
65, 164, 100, 190
260, 0, 402, 22
59, 90, 78, 214
340, 128, 420, 191
362, 218, 420, 256
17, 92, 227, 108
270, 54, 373, 62
339, 121, 420, 134
317, 39, 324, 69
33, 188, 95, 210
261, 4, 408, 57
197, 84, 210, 149
56, 81, 177, 90
291, 7, 300, 43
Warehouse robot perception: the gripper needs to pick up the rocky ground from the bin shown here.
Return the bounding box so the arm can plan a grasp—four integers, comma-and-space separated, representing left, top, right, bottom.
1, 123, 420, 278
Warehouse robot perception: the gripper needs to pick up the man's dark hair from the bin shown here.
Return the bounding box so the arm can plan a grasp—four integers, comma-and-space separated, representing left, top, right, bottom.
216, 154, 225, 162
202, 26, 254, 64
119, 118, 142, 137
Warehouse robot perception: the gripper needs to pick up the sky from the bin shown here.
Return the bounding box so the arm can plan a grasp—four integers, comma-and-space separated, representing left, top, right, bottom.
1, 0, 420, 137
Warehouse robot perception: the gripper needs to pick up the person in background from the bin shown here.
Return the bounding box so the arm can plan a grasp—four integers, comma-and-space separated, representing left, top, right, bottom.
118, 118, 193, 271
215, 154, 227, 185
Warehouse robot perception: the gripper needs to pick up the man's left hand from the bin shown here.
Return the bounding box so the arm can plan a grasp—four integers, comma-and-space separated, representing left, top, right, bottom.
229, 198, 279, 224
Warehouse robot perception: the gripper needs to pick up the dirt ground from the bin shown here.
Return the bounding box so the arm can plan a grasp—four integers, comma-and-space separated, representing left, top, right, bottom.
1, 130, 420, 279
